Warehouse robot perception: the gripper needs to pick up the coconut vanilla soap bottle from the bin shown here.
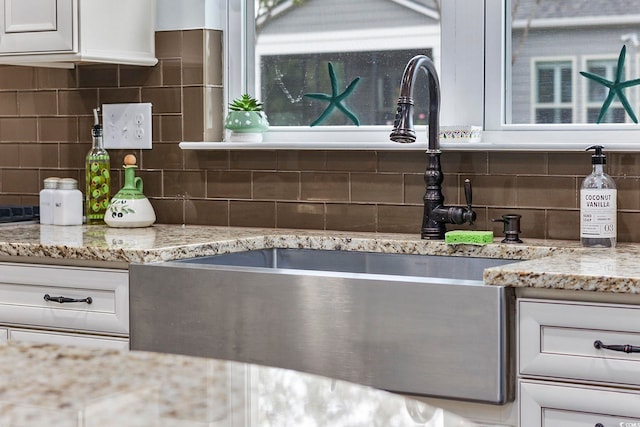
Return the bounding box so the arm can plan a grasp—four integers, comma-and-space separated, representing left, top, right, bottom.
580, 145, 617, 248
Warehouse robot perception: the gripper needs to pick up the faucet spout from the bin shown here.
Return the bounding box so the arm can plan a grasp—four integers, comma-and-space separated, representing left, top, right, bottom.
390, 55, 440, 151
390, 55, 476, 240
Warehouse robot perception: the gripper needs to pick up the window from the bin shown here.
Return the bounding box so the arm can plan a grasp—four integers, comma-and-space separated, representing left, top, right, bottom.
225, 0, 483, 144
507, 0, 640, 127
224, 0, 640, 148
259, 50, 431, 127
253, 0, 439, 129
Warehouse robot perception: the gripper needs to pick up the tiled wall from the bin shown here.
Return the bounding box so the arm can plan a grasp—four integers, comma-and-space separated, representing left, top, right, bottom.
1, 30, 640, 242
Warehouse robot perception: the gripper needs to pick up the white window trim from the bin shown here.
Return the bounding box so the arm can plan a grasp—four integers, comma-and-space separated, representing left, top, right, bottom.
179, 0, 640, 151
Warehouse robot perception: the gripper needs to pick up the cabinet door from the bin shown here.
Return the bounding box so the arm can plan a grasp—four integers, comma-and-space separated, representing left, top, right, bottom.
0, 0, 74, 54
0, 327, 7, 343
0, 263, 129, 335
519, 299, 640, 386
520, 380, 640, 427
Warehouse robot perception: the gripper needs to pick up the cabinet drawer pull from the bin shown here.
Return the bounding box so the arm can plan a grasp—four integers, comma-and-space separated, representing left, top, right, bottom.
595, 424, 603, 427
594, 340, 640, 353
44, 294, 92, 304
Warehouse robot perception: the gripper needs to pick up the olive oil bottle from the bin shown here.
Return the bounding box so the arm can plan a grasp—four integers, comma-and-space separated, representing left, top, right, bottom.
85, 108, 110, 224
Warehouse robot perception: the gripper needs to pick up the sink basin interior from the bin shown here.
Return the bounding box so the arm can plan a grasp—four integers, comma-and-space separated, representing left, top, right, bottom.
176, 248, 516, 281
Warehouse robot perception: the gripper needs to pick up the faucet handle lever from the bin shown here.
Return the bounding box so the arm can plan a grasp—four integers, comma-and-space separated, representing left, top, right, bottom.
462, 179, 475, 225
464, 179, 472, 209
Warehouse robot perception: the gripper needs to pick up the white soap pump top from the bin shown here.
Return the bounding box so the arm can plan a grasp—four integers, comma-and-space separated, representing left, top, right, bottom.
580, 145, 616, 248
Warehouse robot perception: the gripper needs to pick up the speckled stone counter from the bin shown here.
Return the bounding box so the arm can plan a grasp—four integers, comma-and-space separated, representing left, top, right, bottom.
0, 223, 575, 264
0, 342, 475, 427
0, 223, 639, 293
483, 246, 640, 294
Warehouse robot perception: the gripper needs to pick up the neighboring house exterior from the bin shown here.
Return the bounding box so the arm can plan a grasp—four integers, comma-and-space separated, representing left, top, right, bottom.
511, 0, 640, 124
255, 0, 440, 126
256, 0, 640, 126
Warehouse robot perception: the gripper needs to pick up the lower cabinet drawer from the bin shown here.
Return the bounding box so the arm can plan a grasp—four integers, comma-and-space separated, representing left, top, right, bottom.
519, 299, 640, 386
0, 263, 128, 335
8, 328, 129, 350
520, 380, 640, 427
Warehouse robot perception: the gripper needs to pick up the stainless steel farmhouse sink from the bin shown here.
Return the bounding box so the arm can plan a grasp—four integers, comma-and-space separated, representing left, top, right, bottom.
129, 249, 518, 404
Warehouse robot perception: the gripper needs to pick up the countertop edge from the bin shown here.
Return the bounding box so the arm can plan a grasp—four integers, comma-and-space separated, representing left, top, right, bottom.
0, 224, 638, 294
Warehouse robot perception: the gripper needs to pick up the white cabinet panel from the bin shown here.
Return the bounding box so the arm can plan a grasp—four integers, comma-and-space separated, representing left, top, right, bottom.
519, 299, 640, 386
520, 380, 640, 427
0, 263, 128, 335
0, 0, 73, 53
0, 328, 7, 343
9, 328, 128, 350
5, 0, 57, 32
0, 0, 156, 66
518, 298, 640, 426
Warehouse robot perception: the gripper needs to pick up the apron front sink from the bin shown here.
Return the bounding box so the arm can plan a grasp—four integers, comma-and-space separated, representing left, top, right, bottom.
130, 249, 518, 404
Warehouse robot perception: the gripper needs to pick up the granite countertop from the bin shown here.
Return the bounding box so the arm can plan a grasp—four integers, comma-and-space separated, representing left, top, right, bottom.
0, 341, 475, 427
1, 223, 639, 293
0, 223, 576, 264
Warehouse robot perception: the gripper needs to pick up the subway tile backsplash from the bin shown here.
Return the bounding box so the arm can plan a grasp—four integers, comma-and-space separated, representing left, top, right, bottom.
1, 30, 640, 241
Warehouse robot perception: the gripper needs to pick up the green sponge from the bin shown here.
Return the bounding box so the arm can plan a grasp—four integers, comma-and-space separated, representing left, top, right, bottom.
444, 230, 494, 245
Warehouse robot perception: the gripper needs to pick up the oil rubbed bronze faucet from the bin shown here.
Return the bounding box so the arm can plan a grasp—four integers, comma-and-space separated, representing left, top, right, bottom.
390, 55, 476, 240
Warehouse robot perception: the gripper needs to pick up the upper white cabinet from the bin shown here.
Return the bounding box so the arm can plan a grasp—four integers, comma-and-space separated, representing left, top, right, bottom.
0, 0, 73, 53
0, 0, 157, 67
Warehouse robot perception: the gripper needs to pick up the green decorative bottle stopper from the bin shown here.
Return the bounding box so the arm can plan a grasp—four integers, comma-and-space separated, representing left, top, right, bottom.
116, 154, 145, 199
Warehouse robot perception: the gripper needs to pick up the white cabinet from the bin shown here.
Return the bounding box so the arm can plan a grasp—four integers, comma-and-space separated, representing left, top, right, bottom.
0, 0, 73, 54
0, 262, 129, 350
0, 0, 156, 67
518, 298, 640, 426
6, 327, 128, 350
520, 380, 640, 426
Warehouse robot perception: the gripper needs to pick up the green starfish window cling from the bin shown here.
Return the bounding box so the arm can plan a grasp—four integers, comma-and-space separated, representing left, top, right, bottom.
304, 62, 361, 126
580, 45, 640, 124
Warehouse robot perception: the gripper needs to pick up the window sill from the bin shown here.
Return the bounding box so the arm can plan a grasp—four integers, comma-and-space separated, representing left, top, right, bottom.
178, 140, 640, 152
180, 127, 640, 152
180, 141, 432, 150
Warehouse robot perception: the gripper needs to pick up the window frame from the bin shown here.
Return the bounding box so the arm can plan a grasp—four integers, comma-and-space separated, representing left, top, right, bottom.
221, 0, 640, 151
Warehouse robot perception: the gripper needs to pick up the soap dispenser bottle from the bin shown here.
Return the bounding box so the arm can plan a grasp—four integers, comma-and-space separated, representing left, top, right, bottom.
85, 108, 110, 224
580, 145, 617, 248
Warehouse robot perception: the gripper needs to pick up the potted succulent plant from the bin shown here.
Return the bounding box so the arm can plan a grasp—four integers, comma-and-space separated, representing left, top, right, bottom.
224, 94, 270, 142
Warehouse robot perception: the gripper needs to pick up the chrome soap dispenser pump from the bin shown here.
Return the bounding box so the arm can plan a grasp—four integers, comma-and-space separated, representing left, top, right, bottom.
580, 145, 617, 248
